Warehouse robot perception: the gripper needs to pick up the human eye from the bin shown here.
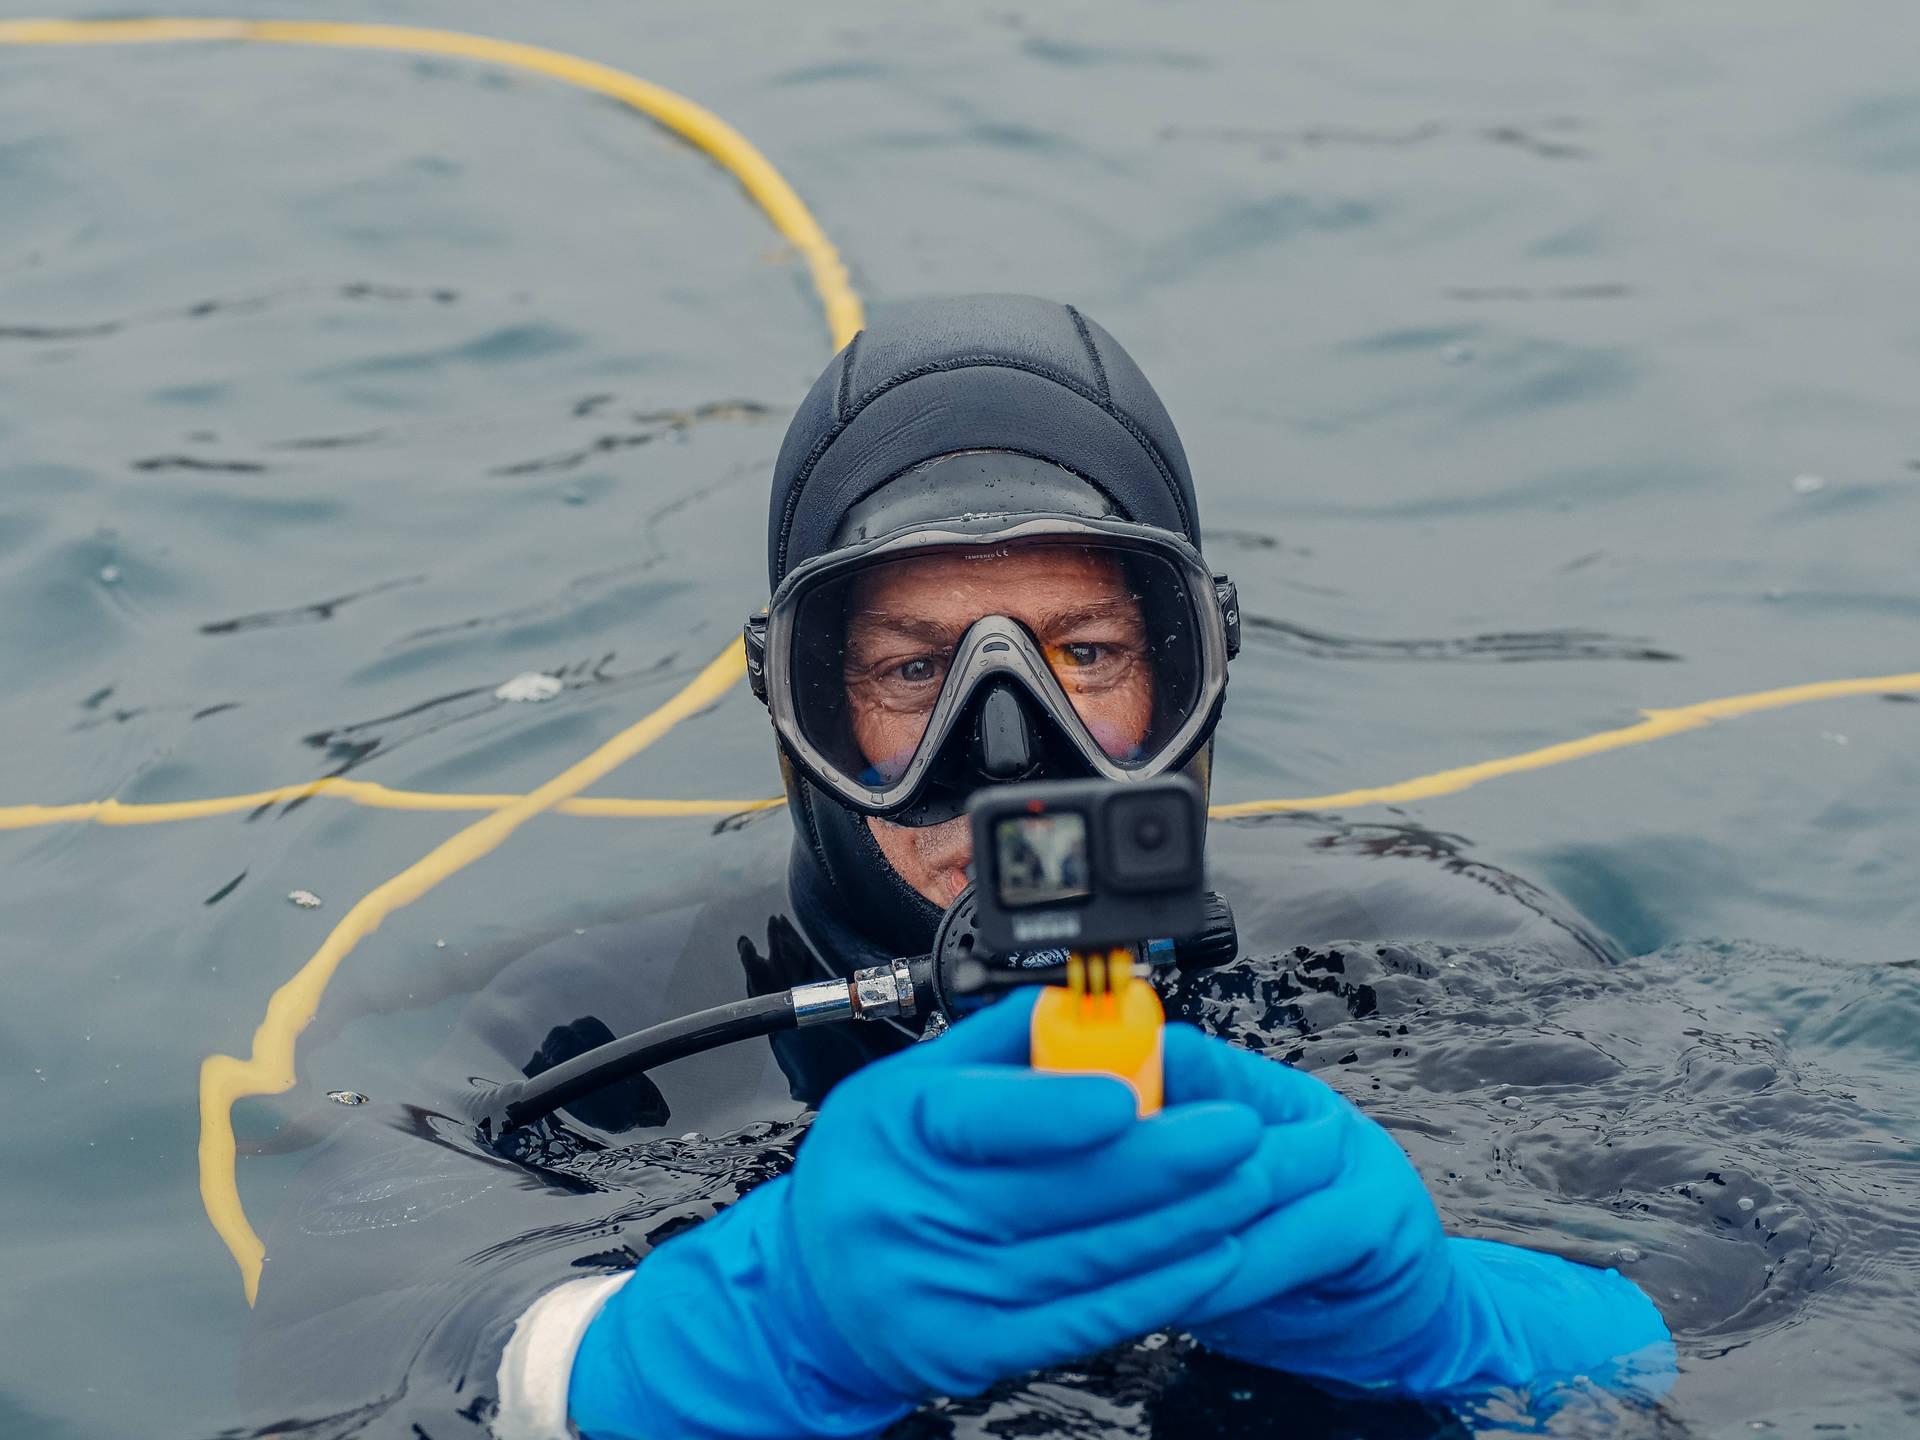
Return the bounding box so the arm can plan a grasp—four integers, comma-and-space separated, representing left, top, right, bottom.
891, 655, 942, 685
1055, 642, 1108, 668
847, 648, 949, 708
1046, 635, 1139, 687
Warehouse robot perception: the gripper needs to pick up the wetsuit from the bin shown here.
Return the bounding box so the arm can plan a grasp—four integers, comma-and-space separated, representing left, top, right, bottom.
239, 820, 1650, 1436
241, 294, 1669, 1437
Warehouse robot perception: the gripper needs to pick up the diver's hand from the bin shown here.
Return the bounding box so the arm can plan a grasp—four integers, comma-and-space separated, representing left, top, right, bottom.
568, 990, 1276, 1440
1161, 1024, 1673, 1396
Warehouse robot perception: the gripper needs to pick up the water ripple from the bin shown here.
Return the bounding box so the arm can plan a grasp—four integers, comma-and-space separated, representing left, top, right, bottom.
1241, 618, 1680, 664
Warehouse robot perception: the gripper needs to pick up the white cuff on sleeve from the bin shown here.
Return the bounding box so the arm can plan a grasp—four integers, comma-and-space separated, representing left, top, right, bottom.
494, 1271, 636, 1440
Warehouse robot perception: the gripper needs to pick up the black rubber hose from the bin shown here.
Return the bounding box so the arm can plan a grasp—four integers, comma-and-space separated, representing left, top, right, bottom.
477, 992, 798, 1135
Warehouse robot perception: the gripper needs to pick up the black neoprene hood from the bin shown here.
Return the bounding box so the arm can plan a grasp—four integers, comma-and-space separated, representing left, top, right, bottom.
767, 293, 1213, 963
767, 293, 1202, 587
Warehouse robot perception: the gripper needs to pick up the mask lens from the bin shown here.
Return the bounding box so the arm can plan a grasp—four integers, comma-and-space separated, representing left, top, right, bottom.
784, 537, 1210, 799
1042, 545, 1203, 768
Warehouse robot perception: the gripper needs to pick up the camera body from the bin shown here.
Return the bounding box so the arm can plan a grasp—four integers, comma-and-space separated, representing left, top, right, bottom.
966, 776, 1207, 956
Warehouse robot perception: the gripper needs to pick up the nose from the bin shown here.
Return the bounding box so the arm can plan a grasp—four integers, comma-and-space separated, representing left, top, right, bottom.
974, 682, 1039, 780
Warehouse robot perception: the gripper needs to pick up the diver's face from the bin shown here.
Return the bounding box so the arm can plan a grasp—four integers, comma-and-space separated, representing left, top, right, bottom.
844, 546, 1153, 907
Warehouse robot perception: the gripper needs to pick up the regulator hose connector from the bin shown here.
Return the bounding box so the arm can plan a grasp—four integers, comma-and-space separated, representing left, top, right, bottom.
475, 959, 916, 1138
470, 889, 1235, 1140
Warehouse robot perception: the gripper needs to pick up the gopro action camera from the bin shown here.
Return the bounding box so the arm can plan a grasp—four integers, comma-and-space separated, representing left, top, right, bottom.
967, 776, 1207, 956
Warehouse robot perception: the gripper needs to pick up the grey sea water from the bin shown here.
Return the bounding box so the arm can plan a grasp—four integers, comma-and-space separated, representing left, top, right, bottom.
0, 3, 1916, 1436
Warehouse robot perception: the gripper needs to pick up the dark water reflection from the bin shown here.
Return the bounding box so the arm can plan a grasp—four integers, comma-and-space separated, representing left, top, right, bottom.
2, 2, 1917, 1436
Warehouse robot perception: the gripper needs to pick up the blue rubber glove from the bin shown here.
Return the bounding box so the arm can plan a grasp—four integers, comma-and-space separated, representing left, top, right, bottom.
1162, 1023, 1674, 1396
569, 990, 1282, 1440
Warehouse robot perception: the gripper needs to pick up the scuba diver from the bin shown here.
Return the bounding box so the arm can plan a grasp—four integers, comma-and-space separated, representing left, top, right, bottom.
241, 295, 1671, 1439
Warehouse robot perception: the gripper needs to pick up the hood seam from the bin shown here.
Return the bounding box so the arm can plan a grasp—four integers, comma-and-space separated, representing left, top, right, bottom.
833, 331, 860, 423
1063, 304, 1111, 405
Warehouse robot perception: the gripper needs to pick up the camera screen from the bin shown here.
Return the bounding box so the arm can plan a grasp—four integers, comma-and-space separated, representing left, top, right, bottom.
993, 811, 1092, 908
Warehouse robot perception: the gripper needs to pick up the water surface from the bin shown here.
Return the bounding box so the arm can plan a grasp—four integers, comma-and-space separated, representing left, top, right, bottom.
1, 4, 1916, 1436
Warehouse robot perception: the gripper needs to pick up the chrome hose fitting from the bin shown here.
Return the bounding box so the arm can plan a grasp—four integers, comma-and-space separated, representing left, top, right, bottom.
791, 958, 917, 1027
790, 979, 854, 1027
851, 958, 917, 1020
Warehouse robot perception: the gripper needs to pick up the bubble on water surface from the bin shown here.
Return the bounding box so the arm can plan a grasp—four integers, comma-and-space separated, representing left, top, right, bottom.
287, 889, 322, 908
495, 672, 563, 702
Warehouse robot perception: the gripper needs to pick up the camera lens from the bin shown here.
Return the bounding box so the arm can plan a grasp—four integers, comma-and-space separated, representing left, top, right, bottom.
1103, 790, 1197, 889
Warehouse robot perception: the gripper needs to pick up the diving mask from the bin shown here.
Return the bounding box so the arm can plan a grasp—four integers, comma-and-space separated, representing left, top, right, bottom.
747, 514, 1239, 825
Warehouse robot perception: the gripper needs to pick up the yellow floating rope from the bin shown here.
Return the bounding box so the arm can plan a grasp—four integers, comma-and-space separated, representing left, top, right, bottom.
5, 671, 1914, 836
0, 18, 861, 1301
1209, 670, 1920, 817
201, 643, 746, 1301
0, 18, 863, 349
0, 781, 780, 830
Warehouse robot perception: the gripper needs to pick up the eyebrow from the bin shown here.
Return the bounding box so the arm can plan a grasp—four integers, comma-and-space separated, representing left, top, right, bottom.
845, 613, 959, 647
847, 596, 1142, 649
1028, 596, 1143, 632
